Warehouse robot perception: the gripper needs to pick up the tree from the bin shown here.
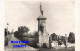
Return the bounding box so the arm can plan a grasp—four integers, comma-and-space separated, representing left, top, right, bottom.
5, 28, 10, 36
14, 26, 29, 41
68, 32, 75, 43
49, 33, 57, 43
18, 26, 29, 34
52, 33, 57, 41
5, 28, 7, 36
61, 36, 65, 42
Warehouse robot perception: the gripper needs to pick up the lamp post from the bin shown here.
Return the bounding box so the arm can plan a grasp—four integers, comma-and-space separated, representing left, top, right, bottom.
7, 23, 9, 35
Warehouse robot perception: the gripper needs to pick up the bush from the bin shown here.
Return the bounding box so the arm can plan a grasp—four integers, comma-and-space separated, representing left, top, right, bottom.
68, 32, 75, 43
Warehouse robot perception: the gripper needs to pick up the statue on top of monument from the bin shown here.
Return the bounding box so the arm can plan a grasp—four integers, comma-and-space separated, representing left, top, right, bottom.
40, 2, 43, 15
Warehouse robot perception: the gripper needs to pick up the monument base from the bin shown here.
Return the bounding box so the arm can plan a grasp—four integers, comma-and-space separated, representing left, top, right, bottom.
37, 43, 49, 48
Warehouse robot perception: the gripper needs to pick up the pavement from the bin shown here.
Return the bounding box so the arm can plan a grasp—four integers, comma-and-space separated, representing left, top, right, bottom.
5, 34, 37, 51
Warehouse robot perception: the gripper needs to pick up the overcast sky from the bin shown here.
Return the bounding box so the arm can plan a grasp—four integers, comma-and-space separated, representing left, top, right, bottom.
5, 0, 75, 36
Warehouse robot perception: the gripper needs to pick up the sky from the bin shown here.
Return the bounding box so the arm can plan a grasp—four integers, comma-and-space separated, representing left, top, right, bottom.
5, 0, 75, 36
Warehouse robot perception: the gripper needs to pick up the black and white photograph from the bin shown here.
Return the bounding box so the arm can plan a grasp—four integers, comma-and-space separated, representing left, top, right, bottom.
5, 0, 75, 51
